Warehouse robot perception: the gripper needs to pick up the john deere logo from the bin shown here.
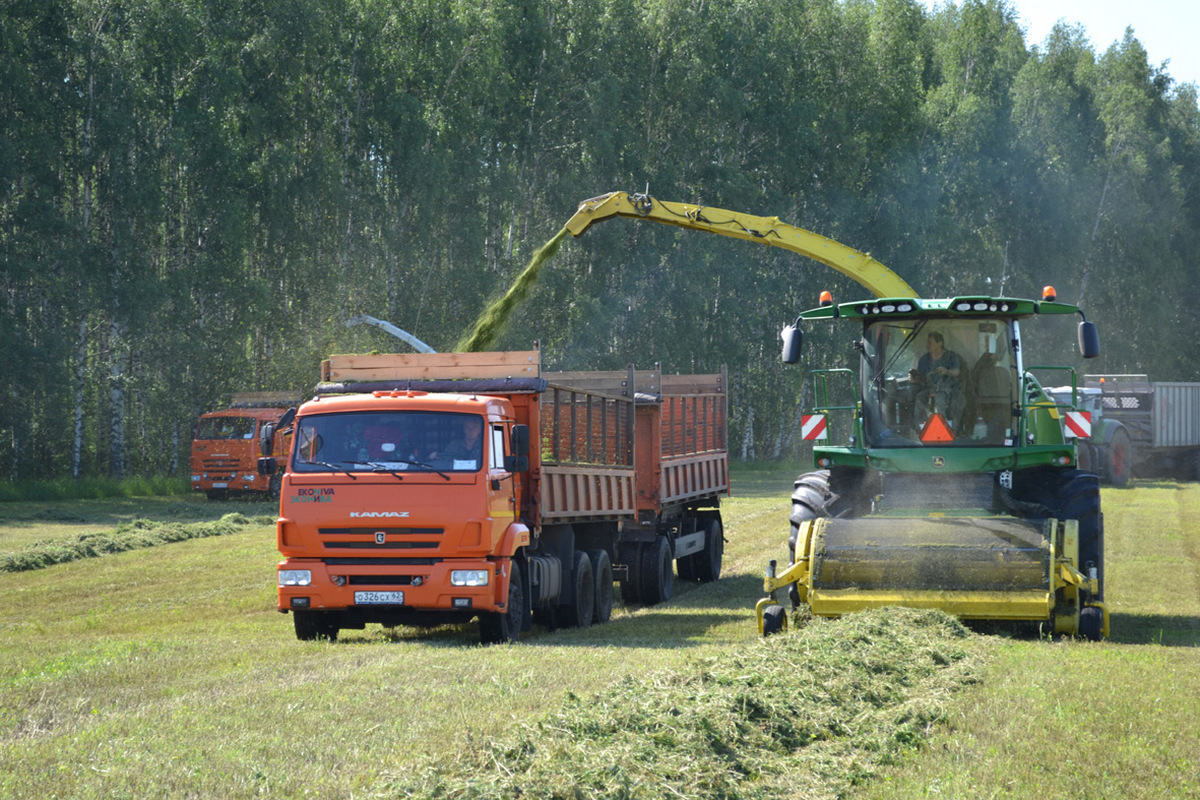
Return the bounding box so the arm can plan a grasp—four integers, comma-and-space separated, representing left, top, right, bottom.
375, 532, 386, 545
932, 456, 946, 468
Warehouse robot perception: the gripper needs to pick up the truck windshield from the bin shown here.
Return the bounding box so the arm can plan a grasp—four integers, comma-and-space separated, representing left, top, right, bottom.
291, 411, 485, 473
195, 416, 256, 440
862, 317, 1016, 446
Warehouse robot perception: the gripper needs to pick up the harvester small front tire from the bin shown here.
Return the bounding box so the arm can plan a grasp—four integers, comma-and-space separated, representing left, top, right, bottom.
639, 536, 674, 606
762, 605, 786, 636
588, 549, 613, 624
1079, 606, 1103, 641
480, 562, 525, 645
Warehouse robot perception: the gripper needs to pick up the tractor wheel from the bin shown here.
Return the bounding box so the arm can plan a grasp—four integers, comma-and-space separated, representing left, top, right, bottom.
762, 605, 786, 636
1105, 426, 1133, 487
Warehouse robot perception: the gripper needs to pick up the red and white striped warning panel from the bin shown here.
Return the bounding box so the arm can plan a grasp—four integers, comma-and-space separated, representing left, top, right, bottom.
801, 414, 828, 440
1064, 410, 1092, 438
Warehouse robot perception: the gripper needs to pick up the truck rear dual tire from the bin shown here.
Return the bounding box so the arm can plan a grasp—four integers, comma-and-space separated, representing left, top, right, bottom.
555, 551, 596, 629
588, 549, 613, 624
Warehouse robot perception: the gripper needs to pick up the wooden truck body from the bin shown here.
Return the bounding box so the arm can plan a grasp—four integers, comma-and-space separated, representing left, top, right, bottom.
266, 350, 728, 643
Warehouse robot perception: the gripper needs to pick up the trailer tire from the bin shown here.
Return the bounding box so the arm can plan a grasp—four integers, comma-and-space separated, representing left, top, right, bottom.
556, 551, 595, 629
480, 561, 525, 644
618, 542, 642, 606
293, 610, 339, 642
694, 515, 724, 583
588, 549, 613, 624
639, 536, 674, 606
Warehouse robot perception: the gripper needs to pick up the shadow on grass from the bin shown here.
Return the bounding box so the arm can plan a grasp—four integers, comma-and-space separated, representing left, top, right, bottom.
1110, 612, 1200, 646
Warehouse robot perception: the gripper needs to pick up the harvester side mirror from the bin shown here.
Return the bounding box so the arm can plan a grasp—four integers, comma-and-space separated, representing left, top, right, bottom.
1077, 320, 1100, 359
257, 456, 277, 476
510, 424, 530, 457
259, 423, 277, 456
781, 325, 803, 364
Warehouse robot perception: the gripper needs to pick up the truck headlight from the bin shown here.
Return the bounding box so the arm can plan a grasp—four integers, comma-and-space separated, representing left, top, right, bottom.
450, 570, 489, 587
279, 569, 312, 586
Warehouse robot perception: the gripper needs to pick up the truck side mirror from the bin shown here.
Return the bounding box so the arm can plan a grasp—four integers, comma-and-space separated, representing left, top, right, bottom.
1078, 320, 1100, 359
510, 424, 530, 457
257, 456, 277, 476
259, 423, 277, 456
781, 325, 803, 364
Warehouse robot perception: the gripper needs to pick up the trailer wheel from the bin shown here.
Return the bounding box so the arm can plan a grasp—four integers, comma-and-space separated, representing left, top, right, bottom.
639, 536, 674, 606
293, 610, 339, 642
480, 561, 525, 644
556, 551, 595, 629
1105, 426, 1133, 487
588, 549, 613, 624
694, 515, 724, 583
618, 542, 642, 605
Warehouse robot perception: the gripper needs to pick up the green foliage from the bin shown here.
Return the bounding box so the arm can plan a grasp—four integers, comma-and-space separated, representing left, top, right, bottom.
3, 0, 1199, 479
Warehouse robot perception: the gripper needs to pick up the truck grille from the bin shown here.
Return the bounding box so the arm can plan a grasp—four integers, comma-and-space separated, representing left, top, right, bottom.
317, 527, 445, 550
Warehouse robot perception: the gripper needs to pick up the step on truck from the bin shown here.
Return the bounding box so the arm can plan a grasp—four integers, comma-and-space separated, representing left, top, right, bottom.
259, 349, 729, 643
191, 393, 297, 500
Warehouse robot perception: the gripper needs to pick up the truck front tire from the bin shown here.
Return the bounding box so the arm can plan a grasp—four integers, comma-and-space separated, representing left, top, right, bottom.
480, 562, 525, 645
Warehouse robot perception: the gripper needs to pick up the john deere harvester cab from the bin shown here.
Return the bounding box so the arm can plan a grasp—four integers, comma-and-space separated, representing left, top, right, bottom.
758, 288, 1109, 640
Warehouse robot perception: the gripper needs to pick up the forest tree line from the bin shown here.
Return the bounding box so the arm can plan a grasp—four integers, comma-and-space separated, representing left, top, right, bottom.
3, 0, 1198, 481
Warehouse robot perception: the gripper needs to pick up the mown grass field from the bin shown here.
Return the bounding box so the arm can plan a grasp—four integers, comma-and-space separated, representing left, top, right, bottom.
1, 470, 1197, 799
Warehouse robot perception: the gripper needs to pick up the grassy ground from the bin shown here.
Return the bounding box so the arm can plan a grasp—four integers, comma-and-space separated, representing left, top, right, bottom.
0, 469, 1197, 799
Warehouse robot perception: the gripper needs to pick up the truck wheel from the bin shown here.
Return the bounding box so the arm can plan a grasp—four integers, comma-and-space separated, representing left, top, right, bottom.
588, 549, 613, 624
639, 536, 674, 606
618, 542, 642, 605
293, 610, 339, 642
1105, 426, 1133, 487
556, 551, 595, 629
694, 515, 724, 583
480, 561, 525, 644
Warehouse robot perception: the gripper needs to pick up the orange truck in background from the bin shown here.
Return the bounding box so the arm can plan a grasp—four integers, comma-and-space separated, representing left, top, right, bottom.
259, 349, 729, 644
191, 393, 298, 500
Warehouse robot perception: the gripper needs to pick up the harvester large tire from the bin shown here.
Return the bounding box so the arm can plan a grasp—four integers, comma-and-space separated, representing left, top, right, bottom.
1054, 470, 1104, 601
789, 470, 832, 557
1104, 426, 1133, 487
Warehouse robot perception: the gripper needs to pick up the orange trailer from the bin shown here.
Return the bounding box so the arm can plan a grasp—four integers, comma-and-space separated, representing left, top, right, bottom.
261, 349, 728, 643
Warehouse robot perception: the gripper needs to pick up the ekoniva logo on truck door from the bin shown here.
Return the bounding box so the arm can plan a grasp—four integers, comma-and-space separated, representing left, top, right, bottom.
292, 487, 335, 503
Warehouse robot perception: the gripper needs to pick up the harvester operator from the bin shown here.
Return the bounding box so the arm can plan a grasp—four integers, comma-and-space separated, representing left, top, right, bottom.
910, 331, 965, 429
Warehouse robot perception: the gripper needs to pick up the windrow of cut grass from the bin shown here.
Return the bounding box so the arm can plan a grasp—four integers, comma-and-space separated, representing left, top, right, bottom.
0, 512, 275, 573
385, 608, 989, 800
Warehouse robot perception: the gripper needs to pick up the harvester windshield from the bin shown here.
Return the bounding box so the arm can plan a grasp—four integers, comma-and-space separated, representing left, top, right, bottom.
862, 317, 1016, 447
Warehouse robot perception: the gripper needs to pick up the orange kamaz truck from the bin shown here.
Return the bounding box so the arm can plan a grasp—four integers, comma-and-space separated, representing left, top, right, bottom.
190, 393, 297, 500
259, 349, 728, 643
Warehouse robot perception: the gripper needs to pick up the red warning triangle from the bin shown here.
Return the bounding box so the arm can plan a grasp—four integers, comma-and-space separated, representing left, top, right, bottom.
919, 413, 956, 443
